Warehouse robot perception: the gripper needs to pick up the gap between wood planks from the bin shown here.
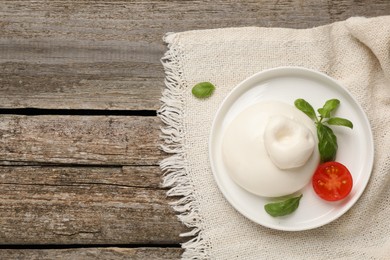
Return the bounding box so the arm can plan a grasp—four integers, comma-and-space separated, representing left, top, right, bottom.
0, 244, 181, 249
0, 108, 157, 117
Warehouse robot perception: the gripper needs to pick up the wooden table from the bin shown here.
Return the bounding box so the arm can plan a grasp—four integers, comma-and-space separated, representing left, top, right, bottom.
0, 1, 389, 259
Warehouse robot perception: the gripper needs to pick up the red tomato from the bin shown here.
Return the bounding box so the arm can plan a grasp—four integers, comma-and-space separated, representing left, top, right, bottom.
312, 161, 353, 201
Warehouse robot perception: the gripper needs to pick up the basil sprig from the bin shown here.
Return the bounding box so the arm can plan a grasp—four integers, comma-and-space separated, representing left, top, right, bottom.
264, 194, 303, 217
294, 98, 353, 163
192, 82, 215, 99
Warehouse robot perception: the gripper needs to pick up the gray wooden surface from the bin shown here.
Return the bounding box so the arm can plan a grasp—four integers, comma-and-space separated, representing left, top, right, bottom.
0, 1, 389, 259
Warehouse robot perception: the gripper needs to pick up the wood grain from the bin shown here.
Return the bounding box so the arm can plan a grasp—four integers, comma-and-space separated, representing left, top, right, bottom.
0, 115, 163, 165
0, 166, 164, 189
0, 42, 164, 111
0, 0, 388, 110
0, 166, 187, 244
0, 248, 182, 260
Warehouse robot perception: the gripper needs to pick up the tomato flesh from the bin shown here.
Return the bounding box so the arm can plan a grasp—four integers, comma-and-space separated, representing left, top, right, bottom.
312, 161, 353, 201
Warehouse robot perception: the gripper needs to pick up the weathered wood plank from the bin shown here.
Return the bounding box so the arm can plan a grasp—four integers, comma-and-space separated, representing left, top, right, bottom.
0, 1, 388, 110
1, 0, 388, 38
0, 166, 163, 189
0, 41, 165, 111
0, 115, 163, 165
0, 248, 183, 260
0, 166, 187, 244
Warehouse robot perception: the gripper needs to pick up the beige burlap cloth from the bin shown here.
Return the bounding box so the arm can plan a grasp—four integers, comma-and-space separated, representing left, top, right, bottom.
159, 16, 390, 259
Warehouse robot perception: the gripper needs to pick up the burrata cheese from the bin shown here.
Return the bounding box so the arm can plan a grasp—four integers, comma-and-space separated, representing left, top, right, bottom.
222, 101, 320, 197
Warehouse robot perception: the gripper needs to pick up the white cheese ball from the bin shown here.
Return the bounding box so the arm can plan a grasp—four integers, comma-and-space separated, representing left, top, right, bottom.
222, 101, 320, 197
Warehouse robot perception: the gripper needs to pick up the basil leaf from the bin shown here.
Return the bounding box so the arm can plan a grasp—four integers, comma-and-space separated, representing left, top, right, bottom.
318, 99, 340, 118
327, 117, 353, 129
323, 99, 340, 111
264, 194, 303, 217
317, 108, 330, 119
192, 82, 215, 99
317, 123, 338, 162
294, 99, 317, 120
293, 98, 352, 163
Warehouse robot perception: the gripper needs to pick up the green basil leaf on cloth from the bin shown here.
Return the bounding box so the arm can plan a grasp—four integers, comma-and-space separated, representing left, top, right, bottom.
192, 82, 215, 99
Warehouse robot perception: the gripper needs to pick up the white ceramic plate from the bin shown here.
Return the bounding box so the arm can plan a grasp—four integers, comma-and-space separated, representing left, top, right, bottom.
209, 67, 374, 231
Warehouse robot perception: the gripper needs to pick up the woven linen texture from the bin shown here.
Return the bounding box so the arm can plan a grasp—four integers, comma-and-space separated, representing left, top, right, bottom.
159, 16, 390, 260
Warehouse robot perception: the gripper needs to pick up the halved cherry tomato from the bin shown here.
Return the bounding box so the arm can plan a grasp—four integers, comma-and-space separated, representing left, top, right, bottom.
312, 161, 353, 201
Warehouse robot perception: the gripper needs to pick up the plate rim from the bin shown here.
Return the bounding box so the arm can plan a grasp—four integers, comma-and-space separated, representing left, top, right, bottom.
208, 66, 374, 231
